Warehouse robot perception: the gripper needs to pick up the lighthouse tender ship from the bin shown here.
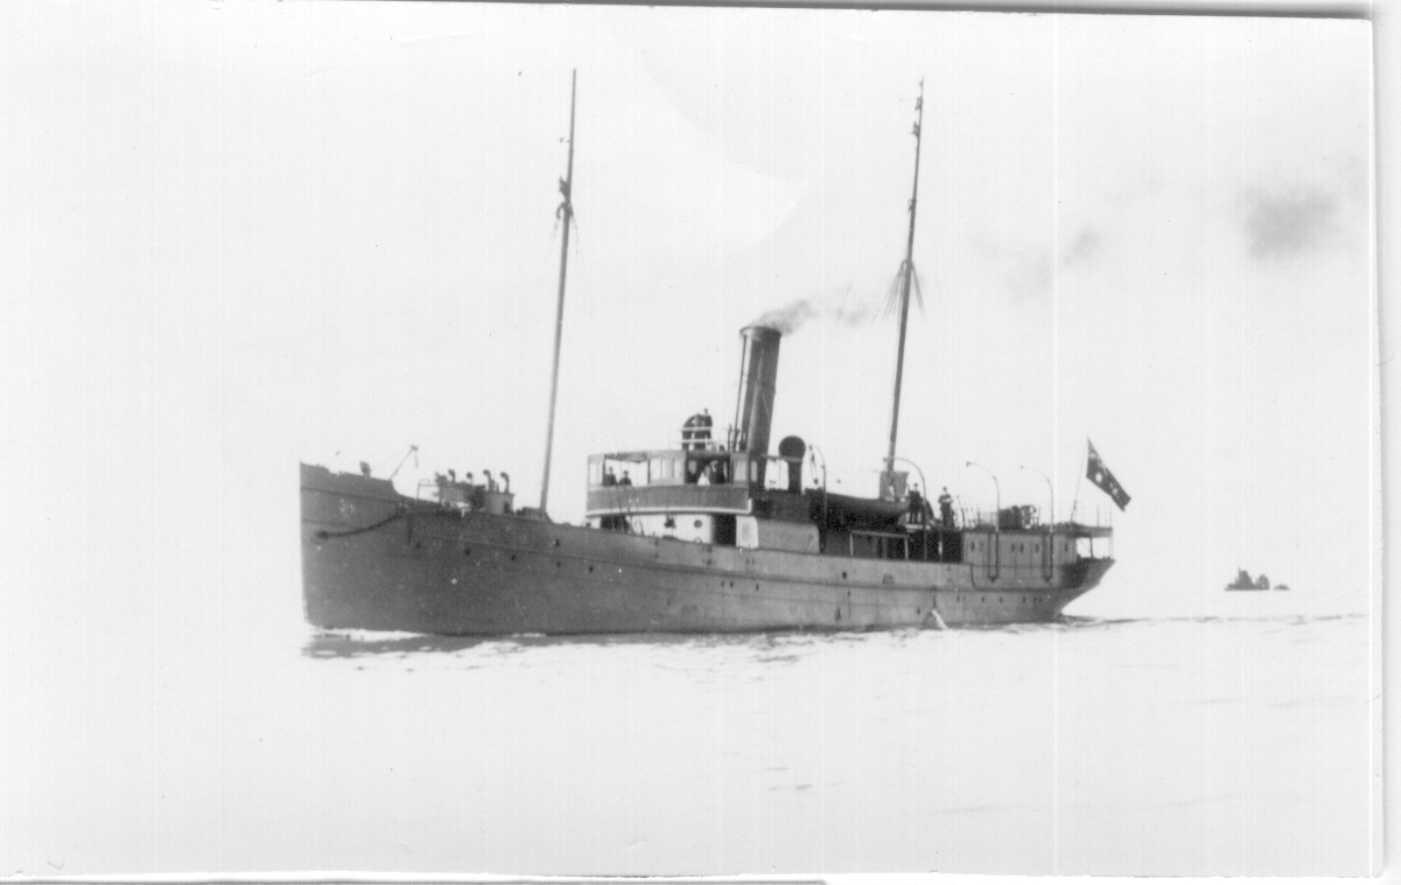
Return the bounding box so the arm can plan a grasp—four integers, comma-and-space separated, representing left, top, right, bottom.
300, 325, 1114, 634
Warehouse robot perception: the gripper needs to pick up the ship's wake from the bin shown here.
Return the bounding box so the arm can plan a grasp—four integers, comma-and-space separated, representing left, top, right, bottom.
303, 625, 924, 659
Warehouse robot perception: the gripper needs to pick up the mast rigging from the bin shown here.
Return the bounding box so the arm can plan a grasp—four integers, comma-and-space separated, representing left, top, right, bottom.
539, 69, 577, 516
884, 79, 926, 487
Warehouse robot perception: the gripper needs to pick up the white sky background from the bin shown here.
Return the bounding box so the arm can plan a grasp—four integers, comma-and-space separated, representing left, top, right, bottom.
1, 4, 1372, 625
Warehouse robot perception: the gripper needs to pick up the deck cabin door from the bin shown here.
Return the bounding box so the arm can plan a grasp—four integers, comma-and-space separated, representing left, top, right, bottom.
713, 514, 737, 546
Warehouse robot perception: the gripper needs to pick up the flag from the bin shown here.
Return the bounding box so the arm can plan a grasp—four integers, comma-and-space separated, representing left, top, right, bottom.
1086, 439, 1131, 511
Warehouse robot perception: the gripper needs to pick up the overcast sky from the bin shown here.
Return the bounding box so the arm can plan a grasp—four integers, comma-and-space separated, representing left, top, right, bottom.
1, 3, 1373, 625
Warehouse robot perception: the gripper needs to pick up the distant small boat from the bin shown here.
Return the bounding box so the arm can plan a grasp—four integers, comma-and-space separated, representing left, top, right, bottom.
1225, 568, 1290, 591
1225, 568, 1271, 591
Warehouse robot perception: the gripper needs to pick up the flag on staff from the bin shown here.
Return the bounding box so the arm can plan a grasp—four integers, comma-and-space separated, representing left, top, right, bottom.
1086, 439, 1131, 511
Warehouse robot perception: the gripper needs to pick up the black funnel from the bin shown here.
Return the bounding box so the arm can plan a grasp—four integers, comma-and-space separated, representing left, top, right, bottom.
731, 325, 782, 461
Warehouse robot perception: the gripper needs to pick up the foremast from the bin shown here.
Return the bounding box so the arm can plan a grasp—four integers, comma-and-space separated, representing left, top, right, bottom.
883, 80, 925, 494
539, 69, 577, 516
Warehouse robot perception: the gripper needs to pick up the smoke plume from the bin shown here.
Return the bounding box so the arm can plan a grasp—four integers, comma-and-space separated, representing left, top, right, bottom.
750, 288, 883, 335
751, 299, 818, 334
1240, 185, 1337, 259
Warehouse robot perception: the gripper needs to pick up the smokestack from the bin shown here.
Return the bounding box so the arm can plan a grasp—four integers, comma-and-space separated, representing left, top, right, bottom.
731, 325, 782, 472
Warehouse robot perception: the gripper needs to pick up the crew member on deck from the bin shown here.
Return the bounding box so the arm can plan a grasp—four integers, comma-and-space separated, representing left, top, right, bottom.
603, 466, 617, 486
908, 484, 925, 523
462, 472, 478, 511
938, 487, 954, 528
619, 470, 633, 486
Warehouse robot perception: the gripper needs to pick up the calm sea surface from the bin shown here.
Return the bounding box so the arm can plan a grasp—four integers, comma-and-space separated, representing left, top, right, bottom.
5, 602, 1377, 876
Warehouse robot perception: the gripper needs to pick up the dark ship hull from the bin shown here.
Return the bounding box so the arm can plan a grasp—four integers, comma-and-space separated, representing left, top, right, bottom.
302, 464, 1114, 634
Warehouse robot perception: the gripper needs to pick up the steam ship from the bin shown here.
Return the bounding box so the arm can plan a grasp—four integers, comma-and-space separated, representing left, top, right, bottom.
299, 75, 1117, 635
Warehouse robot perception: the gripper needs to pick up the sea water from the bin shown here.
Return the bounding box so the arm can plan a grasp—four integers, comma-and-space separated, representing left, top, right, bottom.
3, 598, 1377, 877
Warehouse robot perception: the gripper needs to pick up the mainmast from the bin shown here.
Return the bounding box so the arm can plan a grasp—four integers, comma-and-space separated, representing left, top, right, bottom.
884, 80, 925, 481
539, 69, 577, 516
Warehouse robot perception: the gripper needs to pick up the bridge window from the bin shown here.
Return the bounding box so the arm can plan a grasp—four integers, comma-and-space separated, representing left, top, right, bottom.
649, 456, 681, 484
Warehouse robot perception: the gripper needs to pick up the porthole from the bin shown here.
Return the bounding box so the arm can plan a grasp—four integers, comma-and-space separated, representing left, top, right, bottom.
694, 519, 703, 529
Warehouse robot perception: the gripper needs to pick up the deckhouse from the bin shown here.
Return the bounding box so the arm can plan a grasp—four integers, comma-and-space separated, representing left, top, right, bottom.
584, 325, 819, 551
581, 325, 1112, 572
